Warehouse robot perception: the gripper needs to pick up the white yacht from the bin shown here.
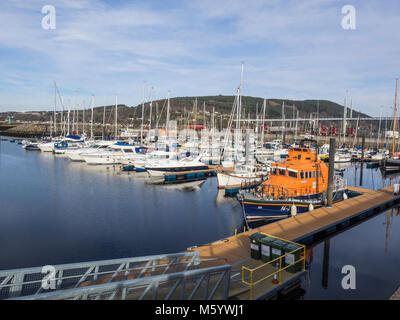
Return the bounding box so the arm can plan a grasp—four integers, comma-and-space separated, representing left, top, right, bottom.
122, 150, 176, 171
65, 140, 116, 161
81, 143, 145, 165
217, 163, 269, 189
334, 150, 352, 163
145, 154, 209, 177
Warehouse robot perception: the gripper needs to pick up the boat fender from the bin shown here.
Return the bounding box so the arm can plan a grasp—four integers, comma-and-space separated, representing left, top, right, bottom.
291, 205, 297, 217
343, 192, 348, 200
394, 184, 400, 196
308, 203, 314, 212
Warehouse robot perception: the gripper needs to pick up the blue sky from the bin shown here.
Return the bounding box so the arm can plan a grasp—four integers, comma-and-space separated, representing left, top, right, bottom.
0, 0, 399, 116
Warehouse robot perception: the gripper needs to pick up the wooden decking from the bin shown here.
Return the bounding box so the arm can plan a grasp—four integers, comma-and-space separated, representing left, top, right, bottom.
191, 186, 398, 266
189, 185, 400, 299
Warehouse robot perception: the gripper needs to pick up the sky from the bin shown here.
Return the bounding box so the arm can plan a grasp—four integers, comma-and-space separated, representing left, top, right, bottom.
0, 0, 399, 116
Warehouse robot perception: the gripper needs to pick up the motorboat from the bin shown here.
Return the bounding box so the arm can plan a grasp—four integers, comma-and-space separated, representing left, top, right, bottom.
217, 163, 269, 189
81, 142, 145, 165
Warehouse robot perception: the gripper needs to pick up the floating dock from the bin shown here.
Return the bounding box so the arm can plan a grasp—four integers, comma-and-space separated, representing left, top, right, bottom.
2, 185, 398, 300
190, 185, 400, 299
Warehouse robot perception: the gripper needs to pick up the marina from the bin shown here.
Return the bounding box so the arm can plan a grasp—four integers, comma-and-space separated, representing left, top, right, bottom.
1, 1, 400, 304
1, 136, 400, 300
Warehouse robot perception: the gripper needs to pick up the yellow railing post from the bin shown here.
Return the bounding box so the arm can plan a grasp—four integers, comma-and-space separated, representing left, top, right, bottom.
235, 229, 237, 237
303, 247, 306, 271
250, 271, 253, 300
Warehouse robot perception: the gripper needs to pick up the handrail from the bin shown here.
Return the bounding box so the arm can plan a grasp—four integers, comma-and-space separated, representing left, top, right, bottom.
0, 256, 227, 291
241, 233, 306, 300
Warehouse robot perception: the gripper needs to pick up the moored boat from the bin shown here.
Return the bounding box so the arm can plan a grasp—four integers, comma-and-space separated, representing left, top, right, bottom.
238, 141, 348, 222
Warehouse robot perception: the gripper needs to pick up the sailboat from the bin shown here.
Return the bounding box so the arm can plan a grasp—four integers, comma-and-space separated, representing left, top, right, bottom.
382, 78, 400, 173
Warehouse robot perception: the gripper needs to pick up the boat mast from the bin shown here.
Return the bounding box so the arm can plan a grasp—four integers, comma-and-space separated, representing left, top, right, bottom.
50, 115, 53, 137
166, 91, 171, 143
115, 95, 118, 139
72, 94, 76, 134
353, 115, 359, 148
316, 100, 319, 144
392, 78, 398, 156
90, 95, 94, 140
82, 100, 85, 137
235, 63, 244, 160
281, 101, 285, 141
294, 107, 299, 142
193, 97, 197, 145
141, 82, 146, 143
67, 99, 70, 136
343, 90, 348, 146
203, 101, 206, 130
102, 97, 106, 140
149, 86, 154, 131
76, 102, 79, 135
261, 96, 266, 147
377, 106, 383, 150
238, 62, 244, 133
53, 81, 57, 137
61, 95, 65, 137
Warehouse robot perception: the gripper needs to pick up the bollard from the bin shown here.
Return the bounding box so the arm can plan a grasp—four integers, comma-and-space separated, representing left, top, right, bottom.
291, 205, 297, 216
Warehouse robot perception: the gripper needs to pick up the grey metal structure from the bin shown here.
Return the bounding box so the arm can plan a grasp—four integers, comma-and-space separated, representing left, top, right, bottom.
12, 265, 231, 300
0, 251, 231, 300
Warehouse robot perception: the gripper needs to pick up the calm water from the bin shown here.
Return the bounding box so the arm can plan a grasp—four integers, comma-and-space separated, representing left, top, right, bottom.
0, 139, 399, 299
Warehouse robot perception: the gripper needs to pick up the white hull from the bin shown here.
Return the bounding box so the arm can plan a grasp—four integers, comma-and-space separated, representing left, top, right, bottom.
147, 169, 166, 177
334, 157, 351, 163
221, 160, 234, 168
38, 143, 54, 152
217, 172, 262, 189
68, 152, 86, 161
83, 155, 120, 165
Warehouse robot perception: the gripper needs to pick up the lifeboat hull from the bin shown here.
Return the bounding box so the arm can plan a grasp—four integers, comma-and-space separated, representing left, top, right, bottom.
239, 190, 346, 222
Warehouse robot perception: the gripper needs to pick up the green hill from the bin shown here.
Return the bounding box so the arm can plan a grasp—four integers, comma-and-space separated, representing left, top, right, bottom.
1, 95, 370, 129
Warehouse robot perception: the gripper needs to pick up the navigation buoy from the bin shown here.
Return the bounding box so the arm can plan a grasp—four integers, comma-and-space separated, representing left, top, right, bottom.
291, 205, 297, 217
308, 203, 314, 211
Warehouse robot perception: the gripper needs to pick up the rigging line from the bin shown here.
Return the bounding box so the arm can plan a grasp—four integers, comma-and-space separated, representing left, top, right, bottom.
155, 98, 168, 128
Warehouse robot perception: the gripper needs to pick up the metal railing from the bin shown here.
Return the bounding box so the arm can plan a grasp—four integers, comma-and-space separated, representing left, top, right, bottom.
11, 264, 232, 300
0, 251, 207, 300
241, 233, 306, 300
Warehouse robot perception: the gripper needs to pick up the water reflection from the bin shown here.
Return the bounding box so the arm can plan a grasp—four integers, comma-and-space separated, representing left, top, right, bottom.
0, 141, 243, 270
301, 206, 400, 299
2, 139, 400, 299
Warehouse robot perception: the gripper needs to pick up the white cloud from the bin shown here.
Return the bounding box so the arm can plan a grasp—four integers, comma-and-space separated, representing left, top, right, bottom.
0, 0, 399, 116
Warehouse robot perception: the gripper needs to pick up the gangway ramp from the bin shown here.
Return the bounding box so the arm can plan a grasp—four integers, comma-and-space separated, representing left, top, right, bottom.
0, 251, 231, 300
